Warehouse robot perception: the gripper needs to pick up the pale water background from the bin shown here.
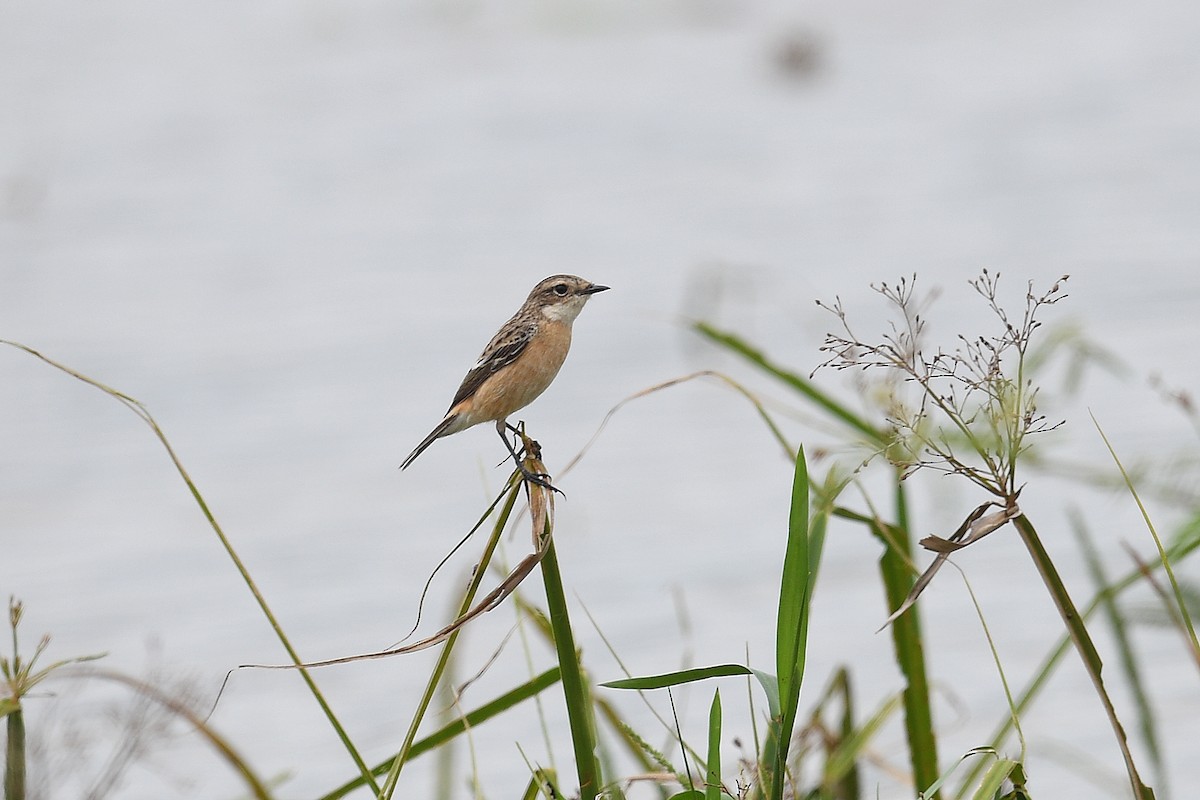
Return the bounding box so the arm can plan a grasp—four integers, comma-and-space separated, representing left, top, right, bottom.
2, 1, 1199, 798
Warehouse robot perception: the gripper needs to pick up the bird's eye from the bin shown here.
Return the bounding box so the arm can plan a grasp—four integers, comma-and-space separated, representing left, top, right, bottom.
552, 283, 569, 296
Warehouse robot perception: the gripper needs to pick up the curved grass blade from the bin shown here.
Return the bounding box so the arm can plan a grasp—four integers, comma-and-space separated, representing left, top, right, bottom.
520, 768, 562, 800
882, 481, 942, 796
959, 518, 1200, 795
318, 666, 562, 800
1, 340, 377, 794
63, 669, 275, 800
1093, 413, 1200, 662
1072, 510, 1166, 790
823, 692, 903, 790
691, 323, 885, 446
969, 758, 1021, 800
378, 479, 522, 799
602, 665, 754, 692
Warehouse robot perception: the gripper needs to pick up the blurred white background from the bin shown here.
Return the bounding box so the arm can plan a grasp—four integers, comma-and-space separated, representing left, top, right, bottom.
3, 1, 1199, 797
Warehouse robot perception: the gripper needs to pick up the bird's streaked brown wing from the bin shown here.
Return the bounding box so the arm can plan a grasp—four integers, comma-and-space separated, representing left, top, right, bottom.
447, 318, 537, 411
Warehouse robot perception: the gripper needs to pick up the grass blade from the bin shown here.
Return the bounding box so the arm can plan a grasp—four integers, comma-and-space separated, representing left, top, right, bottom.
540, 536, 601, 799
602, 665, 754, 692
763, 447, 821, 800
691, 323, 885, 446
969, 759, 1020, 800
378, 478, 522, 799
66, 669, 275, 800
823, 692, 903, 791
775, 447, 810, 723
1071, 511, 1166, 791
1, 340, 377, 794
705, 690, 723, 800
1092, 413, 1200, 663
318, 666, 561, 799
1013, 514, 1155, 800
830, 668, 861, 800
860, 480, 941, 797
959, 518, 1200, 795
5, 707, 25, 800
520, 768, 561, 800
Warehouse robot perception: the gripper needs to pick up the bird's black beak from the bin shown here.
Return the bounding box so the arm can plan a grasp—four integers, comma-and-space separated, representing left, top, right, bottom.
582, 283, 610, 295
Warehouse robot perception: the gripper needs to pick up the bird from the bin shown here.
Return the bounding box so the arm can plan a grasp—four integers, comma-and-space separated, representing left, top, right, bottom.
400, 274, 609, 481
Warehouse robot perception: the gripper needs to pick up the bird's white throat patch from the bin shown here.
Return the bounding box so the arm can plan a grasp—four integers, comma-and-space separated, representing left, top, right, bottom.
541, 296, 587, 324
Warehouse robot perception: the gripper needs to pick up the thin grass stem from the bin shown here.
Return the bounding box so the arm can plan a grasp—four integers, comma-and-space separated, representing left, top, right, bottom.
1, 340, 377, 794
4, 708, 25, 800
691, 323, 886, 447
1093, 413, 1200, 661
1071, 511, 1166, 793
378, 478, 522, 799
540, 534, 601, 799
958, 525, 1200, 794
868, 478, 941, 798
1012, 514, 1153, 799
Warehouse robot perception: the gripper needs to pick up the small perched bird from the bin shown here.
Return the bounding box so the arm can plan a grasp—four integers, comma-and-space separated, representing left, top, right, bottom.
400, 274, 609, 479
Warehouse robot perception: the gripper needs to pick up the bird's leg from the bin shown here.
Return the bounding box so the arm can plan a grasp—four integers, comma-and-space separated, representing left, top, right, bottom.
496, 420, 526, 463
495, 420, 560, 493
504, 421, 525, 445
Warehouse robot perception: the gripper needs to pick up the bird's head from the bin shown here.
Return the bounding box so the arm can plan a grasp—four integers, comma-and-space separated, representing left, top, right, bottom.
527, 275, 610, 323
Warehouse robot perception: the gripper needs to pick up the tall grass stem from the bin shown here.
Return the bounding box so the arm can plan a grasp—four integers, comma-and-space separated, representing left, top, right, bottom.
378, 478, 522, 799
539, 535, 601, 799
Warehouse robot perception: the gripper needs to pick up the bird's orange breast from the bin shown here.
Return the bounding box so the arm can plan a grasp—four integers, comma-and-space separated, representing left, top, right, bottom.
457, 321, 573, 425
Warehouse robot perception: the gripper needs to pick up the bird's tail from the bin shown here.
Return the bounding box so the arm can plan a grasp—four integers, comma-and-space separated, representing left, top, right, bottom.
400, 415, 459, 470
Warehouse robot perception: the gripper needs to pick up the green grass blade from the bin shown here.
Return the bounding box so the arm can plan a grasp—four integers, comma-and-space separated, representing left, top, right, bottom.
691, 323, 885, 446
1013, 514, 1155, 800
378, 479, 522, 799
516, 593, 671, 799
960, 518, 1200, 795
68, 669, 275, 800
319, 665, 561, 800
765, 447, 817, 800
540, 536, 601, 800
831, 668, 860, 800
420, 665, 559, 752
775, 447, 810, 721
705, 690, 723, 800
602, 665, 754, 691
1092, 413, 1200, 662
593, 717, 669, 800
1071, 510, 1166, 790
969, 759, 1019, 800
823, 692, 903, 790
999, 762, 1031, 800
918, 747, 1002, 800
5, 708, 25, 800
520, 768, 560, 800
1, 340, 376, 795
872, 480, 941, 797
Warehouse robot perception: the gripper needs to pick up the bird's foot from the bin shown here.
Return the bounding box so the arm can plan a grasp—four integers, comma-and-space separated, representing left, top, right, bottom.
519, 464, 564, 496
